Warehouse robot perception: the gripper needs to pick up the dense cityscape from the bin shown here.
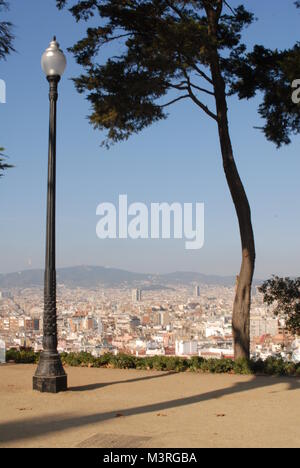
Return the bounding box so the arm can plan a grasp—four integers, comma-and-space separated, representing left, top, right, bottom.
1, 281, 299, 363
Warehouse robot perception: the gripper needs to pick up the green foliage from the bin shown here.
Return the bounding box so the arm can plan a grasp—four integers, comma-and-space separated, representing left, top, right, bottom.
56, 1, 300, 148
60, 351, 97, 366
233, 357, 253, 375
223, 42, 300, 147
259, 276, 300, 336
263, 357, 291, 376
6, 347, 39, 364
56, 0, 255, 147
197, 357, 234, 373
188, 356, 205, 371
110, 353, 137, 369
0, 147, 13, 177
0, 1, 14, 61
6, 349, 299, 377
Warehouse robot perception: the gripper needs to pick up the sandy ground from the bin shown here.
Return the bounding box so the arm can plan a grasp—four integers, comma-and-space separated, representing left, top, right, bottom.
0, 364, 299, 448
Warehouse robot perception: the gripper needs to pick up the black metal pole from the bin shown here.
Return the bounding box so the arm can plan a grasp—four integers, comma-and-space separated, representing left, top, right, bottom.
33, 75, 67, 393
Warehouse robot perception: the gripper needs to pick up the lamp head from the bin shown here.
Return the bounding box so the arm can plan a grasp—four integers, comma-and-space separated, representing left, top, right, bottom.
41, 37, 67, 78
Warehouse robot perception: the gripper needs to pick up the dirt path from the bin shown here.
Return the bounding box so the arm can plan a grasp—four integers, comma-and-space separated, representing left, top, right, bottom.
0, 364, 299, 448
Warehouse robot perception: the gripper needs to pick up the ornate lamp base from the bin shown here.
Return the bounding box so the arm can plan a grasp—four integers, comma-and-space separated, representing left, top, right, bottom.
33, 374, 67, 393
33, 351, 67, 393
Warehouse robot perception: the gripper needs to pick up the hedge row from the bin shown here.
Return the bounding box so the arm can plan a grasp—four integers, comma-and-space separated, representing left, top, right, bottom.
5, 349, 300, 377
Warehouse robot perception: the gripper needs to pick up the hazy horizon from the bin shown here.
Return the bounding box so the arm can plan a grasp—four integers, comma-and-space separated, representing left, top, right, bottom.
0, 263, 294, 282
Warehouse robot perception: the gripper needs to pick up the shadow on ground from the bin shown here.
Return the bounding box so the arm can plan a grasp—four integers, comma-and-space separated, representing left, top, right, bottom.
0, 375, 299, 444
69, 371, 176, 392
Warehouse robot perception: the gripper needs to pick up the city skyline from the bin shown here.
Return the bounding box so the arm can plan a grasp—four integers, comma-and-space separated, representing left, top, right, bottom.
0, 0, 300, 278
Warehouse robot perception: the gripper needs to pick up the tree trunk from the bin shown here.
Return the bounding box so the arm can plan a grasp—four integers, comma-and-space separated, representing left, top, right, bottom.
206, 4, 256, 359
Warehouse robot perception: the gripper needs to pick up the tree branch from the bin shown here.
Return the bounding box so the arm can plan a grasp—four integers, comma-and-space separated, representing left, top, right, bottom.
101, 32, 133, 46
224, 0, 236, 16
165, 0, 186, 20
182, 68, 217, 120
169, 80, 214, 96
168, 81, 188, 91
188, 62, 213, 85
190, 82, 215, 96
159, 94, 189, 108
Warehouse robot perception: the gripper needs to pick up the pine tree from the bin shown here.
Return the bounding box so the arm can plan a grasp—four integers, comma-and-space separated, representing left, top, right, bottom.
0, 0, 14, 60
0, 0, 14, 177
56, 0, 300, 358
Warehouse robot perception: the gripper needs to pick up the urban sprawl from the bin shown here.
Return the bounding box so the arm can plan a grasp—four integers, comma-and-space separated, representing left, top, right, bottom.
0, 284, 299, 362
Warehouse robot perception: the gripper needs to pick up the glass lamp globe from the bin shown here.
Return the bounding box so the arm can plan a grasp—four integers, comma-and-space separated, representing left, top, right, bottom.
41, 37, 67, 77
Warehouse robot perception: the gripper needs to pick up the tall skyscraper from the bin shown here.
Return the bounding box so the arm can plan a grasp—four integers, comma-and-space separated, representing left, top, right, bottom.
132, 289, 142, 302
195, 285, 200, 297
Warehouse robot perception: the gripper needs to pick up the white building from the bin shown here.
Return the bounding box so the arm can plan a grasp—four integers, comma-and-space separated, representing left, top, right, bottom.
205, 326, 224, 338
132, 289, 142, 302
0, 339, 6, 364
250, 318, 278, 338
175, 340, 198, 356
291, 338, 300, 363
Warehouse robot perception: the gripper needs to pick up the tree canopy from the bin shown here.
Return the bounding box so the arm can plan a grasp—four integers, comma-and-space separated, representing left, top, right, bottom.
0, 0, 14, 60
0, 1, 14, 177
0, 147, 13, 177
56, 0, 300, 148
259, 276, 300, 336
56, 0, 256, 146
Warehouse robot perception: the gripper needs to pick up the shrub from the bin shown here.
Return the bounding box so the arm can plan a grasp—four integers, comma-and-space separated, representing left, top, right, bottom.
6, 348, 38, 364
98, 353, 113, 367
151, 355, 168, 371
164, 356, 189, 372
263, 357, 286, 376
6, 348, 19, 362
233, 358, 253, 375
188, 356, 205, 371
4, 349, 300, 378
110, 353, 137, 369
135, 356, 153, 370
250, 358, 265, 374
214, 358, 235, 373
61, 352, 93, 367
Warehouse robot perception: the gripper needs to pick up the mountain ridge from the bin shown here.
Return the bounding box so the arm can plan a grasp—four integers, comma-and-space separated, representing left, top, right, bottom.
0, 265, 261, 289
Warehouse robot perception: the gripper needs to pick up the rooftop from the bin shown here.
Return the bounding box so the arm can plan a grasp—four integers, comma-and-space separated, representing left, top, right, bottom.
0, 364, 299, 448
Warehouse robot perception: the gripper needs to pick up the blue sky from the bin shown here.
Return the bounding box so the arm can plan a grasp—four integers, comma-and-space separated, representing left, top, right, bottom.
0, 0, 299, 278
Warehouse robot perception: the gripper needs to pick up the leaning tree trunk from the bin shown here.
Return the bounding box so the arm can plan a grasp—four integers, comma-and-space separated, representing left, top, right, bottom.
206, 7, 256, 359
216, 110, 256, 359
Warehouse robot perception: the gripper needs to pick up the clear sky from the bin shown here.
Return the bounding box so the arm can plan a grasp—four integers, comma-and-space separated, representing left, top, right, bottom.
0, 0, 299, 278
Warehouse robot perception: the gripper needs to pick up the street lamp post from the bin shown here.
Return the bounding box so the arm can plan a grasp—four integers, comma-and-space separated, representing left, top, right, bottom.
33, 37, 67, 393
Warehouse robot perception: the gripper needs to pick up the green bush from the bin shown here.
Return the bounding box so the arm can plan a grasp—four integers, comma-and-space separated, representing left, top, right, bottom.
151, 355, 168, 371
164, 356, 189, 372
250, 359, 265, 374
233, 358, 253, 375
110, 353, 137, 369
4, 348, 300, 378
213, 358, 235, 374
263, 357, 286, 376
188, 356, 205, 371
6, 348, 39, 364
97, 353, 113, 367
135, 356, 152, 370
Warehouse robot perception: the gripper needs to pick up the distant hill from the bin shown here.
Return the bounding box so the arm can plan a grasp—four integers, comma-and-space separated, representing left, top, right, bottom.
0, 265, 260, 289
